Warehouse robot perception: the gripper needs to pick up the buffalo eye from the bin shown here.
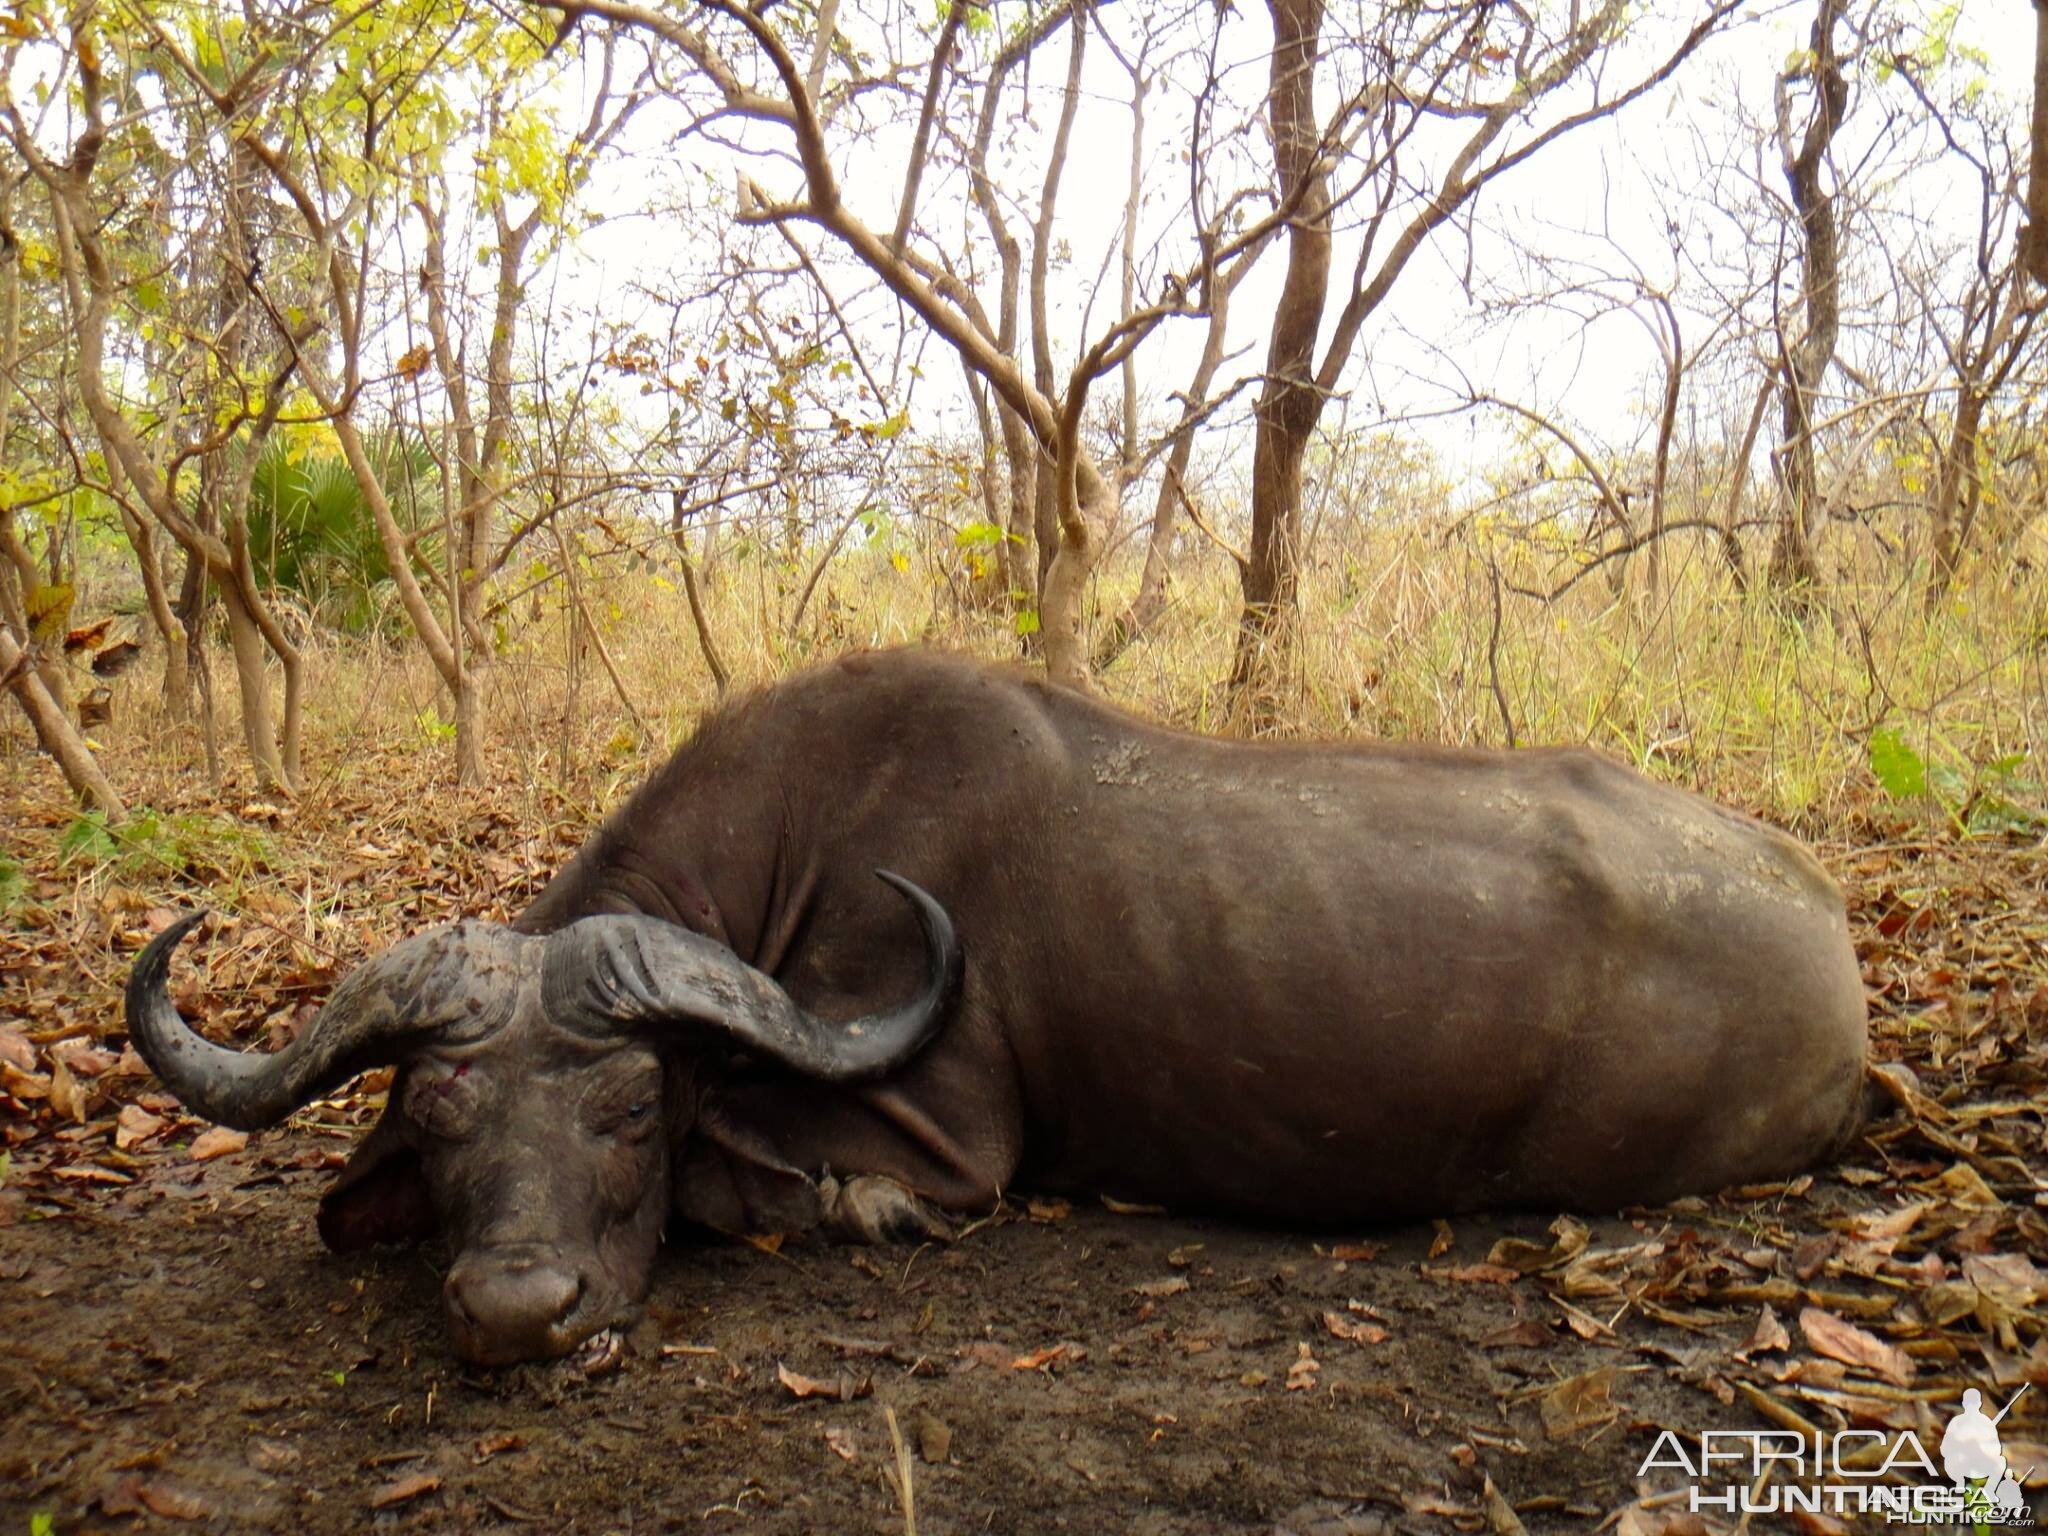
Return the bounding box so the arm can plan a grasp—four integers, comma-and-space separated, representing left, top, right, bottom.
594, 1094, 659, 1140
610, 1099, 657, 1137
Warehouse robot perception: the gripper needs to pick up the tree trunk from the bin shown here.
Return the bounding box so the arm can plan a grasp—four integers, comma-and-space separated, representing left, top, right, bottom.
218, 585, 287, 789
672, 492, 730, 692
1720, 380, 1773, 592
964, 10, 1064, 640
0, 518, 70, 711
1025, 12, 1088, 618
1097, 283, 1247, 669
1095, 464, 1185, 672
2026, 0, 2048, 284
102, 451, 190, 712
1039, 454, 1109, 690
1926, 387, 1986, 610
0, 185, 72, 713
1766, 0, 1848, 600
1, 628, 125, 815
1643, 298, 1682, 606
1229, 0, 1331, 713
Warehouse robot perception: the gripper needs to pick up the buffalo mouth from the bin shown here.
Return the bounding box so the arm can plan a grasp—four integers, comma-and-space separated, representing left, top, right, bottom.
445, 1301, 629, 1369
443, 1248, 629, 1367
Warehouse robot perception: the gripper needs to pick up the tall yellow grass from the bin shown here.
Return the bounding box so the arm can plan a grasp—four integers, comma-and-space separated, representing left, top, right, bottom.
32, 513, 2048, 839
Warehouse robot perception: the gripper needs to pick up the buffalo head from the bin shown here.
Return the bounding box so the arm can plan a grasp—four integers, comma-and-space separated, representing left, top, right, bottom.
124, 872, 960, 1366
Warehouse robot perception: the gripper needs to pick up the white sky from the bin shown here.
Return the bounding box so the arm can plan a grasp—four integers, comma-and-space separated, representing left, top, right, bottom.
13, 0, 2033, 529
524, 0, 2037, 526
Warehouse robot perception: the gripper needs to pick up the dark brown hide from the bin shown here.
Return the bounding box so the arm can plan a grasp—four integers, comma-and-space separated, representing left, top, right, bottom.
145, 649, 1865, 1365
516, 649, 1866, 1230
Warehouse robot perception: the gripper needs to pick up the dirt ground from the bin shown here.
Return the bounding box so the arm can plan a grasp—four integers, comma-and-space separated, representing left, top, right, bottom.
5, 776, 2048, 1534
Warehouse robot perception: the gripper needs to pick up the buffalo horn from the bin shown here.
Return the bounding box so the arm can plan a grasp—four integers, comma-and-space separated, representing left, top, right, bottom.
125, 913, 514, 1130
541, 870, 961, 1081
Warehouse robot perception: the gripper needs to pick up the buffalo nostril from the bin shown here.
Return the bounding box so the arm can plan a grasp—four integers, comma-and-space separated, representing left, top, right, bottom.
445, 1258, 584, 1358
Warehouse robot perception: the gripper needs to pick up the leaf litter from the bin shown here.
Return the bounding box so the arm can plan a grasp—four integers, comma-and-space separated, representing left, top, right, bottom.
4, 756, 2048, 1530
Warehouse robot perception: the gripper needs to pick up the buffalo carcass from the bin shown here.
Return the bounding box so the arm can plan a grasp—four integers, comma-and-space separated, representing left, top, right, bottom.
128, 649, 1867, 1365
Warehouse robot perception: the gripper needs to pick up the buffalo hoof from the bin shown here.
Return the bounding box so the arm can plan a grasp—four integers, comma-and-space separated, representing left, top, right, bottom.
819, 1174, 953, 1245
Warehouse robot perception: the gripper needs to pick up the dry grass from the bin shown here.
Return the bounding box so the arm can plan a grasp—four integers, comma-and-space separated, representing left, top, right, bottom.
7, 513, 2046, 857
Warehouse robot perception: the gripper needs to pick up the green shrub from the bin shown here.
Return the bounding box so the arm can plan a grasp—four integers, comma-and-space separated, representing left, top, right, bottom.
241, 431, 443, 632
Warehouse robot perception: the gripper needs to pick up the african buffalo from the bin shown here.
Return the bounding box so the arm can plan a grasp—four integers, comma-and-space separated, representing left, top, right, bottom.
127, 648, 1867, 1365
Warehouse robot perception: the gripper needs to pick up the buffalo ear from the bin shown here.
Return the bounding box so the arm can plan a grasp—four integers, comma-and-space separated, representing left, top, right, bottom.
316, 1106, 435, 1253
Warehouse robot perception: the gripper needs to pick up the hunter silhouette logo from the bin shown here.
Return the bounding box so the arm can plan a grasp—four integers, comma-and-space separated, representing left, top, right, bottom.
1942, 1386, 2032, 1524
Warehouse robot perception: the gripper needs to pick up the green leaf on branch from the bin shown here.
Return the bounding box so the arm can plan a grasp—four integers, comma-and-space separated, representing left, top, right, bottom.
1867, 728, 1926, 800
24, 582, 74, 643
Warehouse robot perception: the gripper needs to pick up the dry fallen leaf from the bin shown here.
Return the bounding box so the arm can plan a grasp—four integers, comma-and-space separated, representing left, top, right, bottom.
1914, 1162, 2003, 1210
473, 1432, 525, 1461
1100, 1194, 1167, 1216
48, 1057, 89, 1123
1026, 1197, 1071, 1222
823, 1425, 859, 1462
1920, 1279, 1979, 1327
915, 1411, 952, 1464
1540, 1367, 1620, 1439
52, 1164, 131, 1185
1429, 1219, 1455, 1258
1479, 1319, 1552, 1350
1481, 1473, 1529, 1535
1285, 1341, 1321, 1391
1424, 1262, 1522, 1286
1327, 1242, 1380, 1262
777, 1362, 871, 1401
245, 1437, 299, 1474
368, 1472, 441, 1509
1734, 1304, 1792, 1360
1771, 1356, 1847, 1388
0, 1025, 33, 1073
53, 1043, 117, 1076
1963, 1253, 2046, 1311
1485, 1215, 1589, 1275
1131, 1276, 1190, 1299
0, 1060, 50, 1100
115, 1103, 167, 1150
1009, 1343, 1080, 1371
101, 1475, 212, 1522
1848, 1201, 1928, 1242
1797, 1307, 1912, 1386
954, 1341, 1012, 1372
1321, 1310, 1389, 1345
189, 1126, 249, 1161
